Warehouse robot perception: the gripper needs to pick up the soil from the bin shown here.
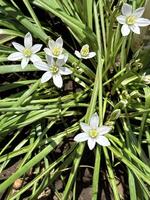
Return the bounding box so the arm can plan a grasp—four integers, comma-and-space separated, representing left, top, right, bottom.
0, 158, 126, 200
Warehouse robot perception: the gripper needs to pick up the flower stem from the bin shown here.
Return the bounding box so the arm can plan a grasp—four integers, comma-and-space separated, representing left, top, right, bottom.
91, 2, 104, 200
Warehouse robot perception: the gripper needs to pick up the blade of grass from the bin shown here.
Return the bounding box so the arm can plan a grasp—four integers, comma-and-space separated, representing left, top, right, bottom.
9, 144, 77, 200
92, 2, 103, 199
104, 148, 120, 200
138, 87, 150, 147
108, 146, 150, 185
23, 0, 44, 32
83, 0, 93, 29
0, 132, 66, 193
63, 143, 85, 199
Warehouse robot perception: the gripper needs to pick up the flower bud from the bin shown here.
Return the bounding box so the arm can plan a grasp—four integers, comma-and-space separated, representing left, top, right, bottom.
130, 90, 140, 98
114, 100, 128, 109
109, 109, 121, 121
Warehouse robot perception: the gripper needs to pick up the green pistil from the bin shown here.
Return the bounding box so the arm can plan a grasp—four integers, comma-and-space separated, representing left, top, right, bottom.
80, 45, 89, 57
126, 16, 136, 25
23, 48, 32, 57
50, 65, 59, 74
89, 129, 98, 138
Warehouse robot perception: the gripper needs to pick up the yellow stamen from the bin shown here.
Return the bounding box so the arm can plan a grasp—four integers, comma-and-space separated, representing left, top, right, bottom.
52, 47, 61, 56
89, 129, 98, 138
23, 48, 32, 57
126, 16, 136, 25
80, 45, 89, 57
50, 65, 59, 74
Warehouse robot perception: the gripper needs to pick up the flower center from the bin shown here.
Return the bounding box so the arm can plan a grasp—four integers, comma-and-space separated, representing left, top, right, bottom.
23, 48, 32, 57
52, 47, 61, 56
80, 45, 89, 57
126, 16, 136, 25
89, 129, 98, 138
50, 65, 59, 74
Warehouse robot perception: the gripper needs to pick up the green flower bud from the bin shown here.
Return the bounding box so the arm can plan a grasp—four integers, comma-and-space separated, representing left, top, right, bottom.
109, 109, 121, 121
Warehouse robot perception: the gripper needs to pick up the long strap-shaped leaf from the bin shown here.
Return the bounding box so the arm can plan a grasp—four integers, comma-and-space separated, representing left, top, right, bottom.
0, 133, 65, 193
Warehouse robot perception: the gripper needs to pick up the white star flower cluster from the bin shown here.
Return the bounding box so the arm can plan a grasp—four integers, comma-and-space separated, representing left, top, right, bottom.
8, 33, 95, 88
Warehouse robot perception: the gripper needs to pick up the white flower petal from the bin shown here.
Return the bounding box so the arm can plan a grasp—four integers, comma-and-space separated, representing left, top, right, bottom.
130, 25, 140, 34
48, 40, 55, 49
121, 24, 130, 36
41, 71, 52, 83
75, 50, 81, 59
58, 54, 65, 59
86, 52, 96, 59
21, 57, 29, 69
121, 3, 132, 16
46, 55, 54, 66
136, 18, 150, 27
74, 132, 89, 142
134, 7, 145, 17
53, 74, 63, 88
56, 54, 68, 67
44, 48, 52, 56
12, 42, 24, 52
88, 138, 96, 150
30, 54, 42, 63
80, 122, 91, 133
64, 54, 68, 63
34, 61, 49, 71
56, 55, 68, 67
24, 32, 32, 48
31, 44, 42, 53
82, 56, 89, 60
97, 126, 112, 135
90, 113, 99, 129
116, 15, 126, 24
56, 58, 65, 67
96, 136, 110, 146
59, 67, 72, 75
56, 37, 63, 48
8, 52, 23, 61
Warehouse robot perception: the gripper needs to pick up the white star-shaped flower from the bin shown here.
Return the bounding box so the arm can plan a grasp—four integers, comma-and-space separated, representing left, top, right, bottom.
75, 44, 96, 59
117, 3, 150, 36
44, 37, 65, 59
142, 73, 150, 84
34, 55, 72, 88
74, 113, 111, 150
8, 32, 42, 69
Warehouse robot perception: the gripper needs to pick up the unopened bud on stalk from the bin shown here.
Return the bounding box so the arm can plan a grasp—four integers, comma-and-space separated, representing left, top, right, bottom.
114, 100, 128, 109
122, 90, 130, 99
109, 109, 121, 121
130, 90, 140, 98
